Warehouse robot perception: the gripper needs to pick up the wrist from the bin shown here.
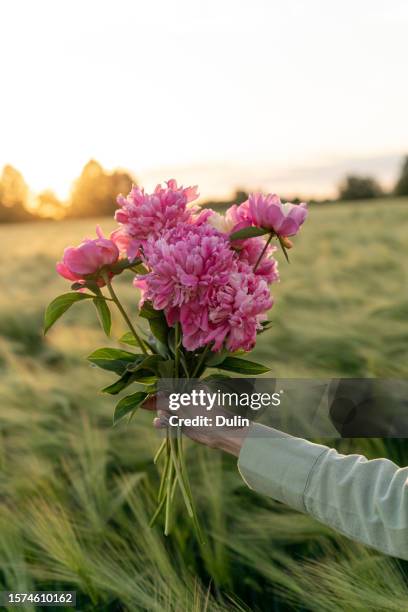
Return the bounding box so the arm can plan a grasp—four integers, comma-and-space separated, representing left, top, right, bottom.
214, 425, 250, 457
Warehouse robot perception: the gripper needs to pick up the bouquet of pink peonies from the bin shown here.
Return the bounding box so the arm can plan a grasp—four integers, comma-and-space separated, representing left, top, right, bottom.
44, 179, 307, 539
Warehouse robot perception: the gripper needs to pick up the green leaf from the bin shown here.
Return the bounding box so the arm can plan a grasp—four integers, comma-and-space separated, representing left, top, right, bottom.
102, 365, 158, 395
153, 338, 170, 358
71, 280, 100, 293
167, 326, 190, 375
129, 373, 158, 385
205, 348, 246, 367
144, 383, 158, 394
149, 317, 168, 344
202, 373, 232, 382
158, 359, 175, 378
258, 320, 273, 334
138, 301, 169, 343
203, 375, 255, 397
102, 371, 134, 394
205, 349, 230, 367
119, 331, 138, 346
113, 391, 148, 425
93, 298, 111, 336
44, 292, 94, 334
133, 263, 148, 274
168, 326, 182, 353
210, 356, 270, 375
88, 348, 143, 374
139, 301, 161, 320
121, 332, 169, 358
70, 282, 86, 291
108, 257, 142, 274
230, 227, 269, 241
126, 354, 163, 374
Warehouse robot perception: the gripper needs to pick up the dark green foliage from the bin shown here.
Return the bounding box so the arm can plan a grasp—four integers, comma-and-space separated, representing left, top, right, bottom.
230, 227, 269, 241
44, 292, 95, 334
93, 298, 111, 336
113, 391, 148, 424
69, 159, 135, 218
394, 155, 408, 196
87, 347, 143, 374
339, 175, 383, 200
210, 356, 270, 375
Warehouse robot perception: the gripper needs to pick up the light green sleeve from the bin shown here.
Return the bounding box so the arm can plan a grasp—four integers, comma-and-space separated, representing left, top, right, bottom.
238, 423, 408, 560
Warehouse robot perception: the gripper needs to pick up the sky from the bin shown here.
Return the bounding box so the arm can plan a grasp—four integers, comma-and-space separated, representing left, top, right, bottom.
1, 0, 408, 200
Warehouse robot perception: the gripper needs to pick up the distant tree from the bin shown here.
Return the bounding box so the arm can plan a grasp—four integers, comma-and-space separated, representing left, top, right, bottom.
35, 190, 66, 219
338, 175, 383, 201
0, 165, 35, 223
234, 189, 248, 204
201, 189, 249, 212
69, 160, 135, 218
394, 156, 408, 196
0, 165, 29, 207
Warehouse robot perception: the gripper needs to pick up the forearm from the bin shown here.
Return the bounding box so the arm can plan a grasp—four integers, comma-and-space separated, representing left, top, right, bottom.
237, 423, 408, 560
212, 425, 250, 457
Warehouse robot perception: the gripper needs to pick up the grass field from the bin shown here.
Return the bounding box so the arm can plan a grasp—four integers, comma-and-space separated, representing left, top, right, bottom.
0, 198, 408, 610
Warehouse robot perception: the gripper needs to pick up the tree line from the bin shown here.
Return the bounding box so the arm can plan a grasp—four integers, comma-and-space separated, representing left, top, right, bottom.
1, 156, 408, 223
339, 156, 408, 200
0, 160, 134, 223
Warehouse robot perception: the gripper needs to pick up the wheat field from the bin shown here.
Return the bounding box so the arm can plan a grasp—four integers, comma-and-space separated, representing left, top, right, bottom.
0, 198, 407, 611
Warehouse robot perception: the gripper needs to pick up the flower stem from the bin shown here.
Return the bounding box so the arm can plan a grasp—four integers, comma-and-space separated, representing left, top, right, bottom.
169, 431, 193, 517
153, 438, 167, 464
177, 426, 204, 544
103, 273, 148, 355
158, 436, 170, 502
191, 343, 211, 378
253, 231, 274, 272
149, 491, 166, 528
164, 457, 174, 535
174, 322, 180, 378
94, 295, 114, 302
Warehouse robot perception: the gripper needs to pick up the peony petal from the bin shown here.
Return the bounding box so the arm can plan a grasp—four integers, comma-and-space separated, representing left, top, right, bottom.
56, 261, 80, 281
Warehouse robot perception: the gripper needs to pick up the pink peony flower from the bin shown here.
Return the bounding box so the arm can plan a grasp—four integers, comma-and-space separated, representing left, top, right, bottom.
137, 222, 273, 352
207, 206, 279, 284
207, 203, 248, 234
237, 237, 279, 284
110, 226, 133, 256
139, 223, 236, 312
56, 225, 119, 286
181, 263, 273, 352
114, 179, 208, 260
243, 193, 308, 237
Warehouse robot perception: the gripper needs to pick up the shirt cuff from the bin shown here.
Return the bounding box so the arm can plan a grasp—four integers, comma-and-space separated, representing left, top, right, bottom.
237, 422, 328, 512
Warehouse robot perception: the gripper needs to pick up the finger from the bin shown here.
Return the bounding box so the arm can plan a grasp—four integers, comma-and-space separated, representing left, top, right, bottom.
153, 417, 166, 429
142, 395, 157, 411
153, 413, 170, 428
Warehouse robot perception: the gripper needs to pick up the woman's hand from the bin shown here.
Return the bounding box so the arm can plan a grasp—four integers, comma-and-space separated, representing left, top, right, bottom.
143, 395, 250, 457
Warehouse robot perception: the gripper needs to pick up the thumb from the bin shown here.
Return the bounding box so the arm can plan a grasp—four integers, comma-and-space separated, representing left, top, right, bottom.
142, 394, 157, 412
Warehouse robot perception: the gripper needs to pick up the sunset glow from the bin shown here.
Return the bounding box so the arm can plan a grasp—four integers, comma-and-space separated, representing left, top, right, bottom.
1, 0, 408, 199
